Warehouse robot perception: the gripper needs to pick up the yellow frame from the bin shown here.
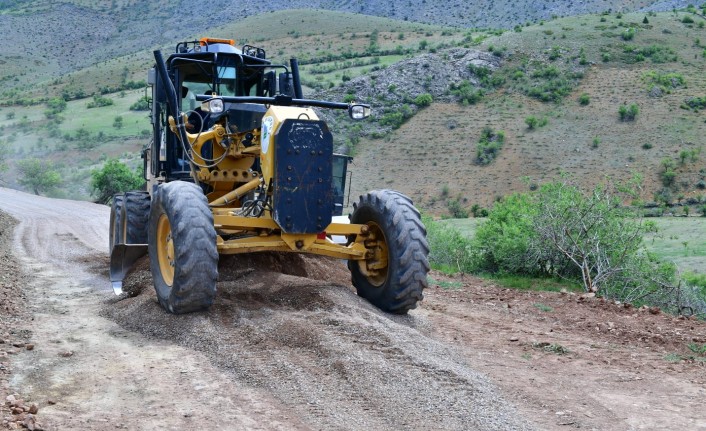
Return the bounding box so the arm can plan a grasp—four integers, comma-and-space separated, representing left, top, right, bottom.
213, 210, 370, 260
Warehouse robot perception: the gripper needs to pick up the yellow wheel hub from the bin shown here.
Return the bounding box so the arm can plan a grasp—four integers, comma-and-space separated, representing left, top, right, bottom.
156, 214, 175, 286
358, 221, 389, 287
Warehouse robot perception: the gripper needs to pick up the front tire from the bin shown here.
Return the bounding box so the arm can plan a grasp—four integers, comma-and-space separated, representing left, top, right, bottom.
348, 190, 429, 314
148, 181, 218, 314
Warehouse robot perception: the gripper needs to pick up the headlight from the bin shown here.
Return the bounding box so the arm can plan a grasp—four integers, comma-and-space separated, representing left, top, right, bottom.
348, 104, 371, 120
202, 98, 224, 114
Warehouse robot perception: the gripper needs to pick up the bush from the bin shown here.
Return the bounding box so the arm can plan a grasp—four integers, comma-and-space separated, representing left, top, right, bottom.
129, 96, 150, 111
662, 169, 677, 186
618, 103, 639, 121
413, 93, 433, 107
476, 127, 505, 165
423, 216, 475, 273
450, 81, 484, 105
622, 27, 636, 41
90, 159, 144, 204
525, 116, 538, 130
472, 180, 681, 305
578, 93, 590, 105
685, 96, 706, 111
447, 199, 469, 218
87, 95, 114, 108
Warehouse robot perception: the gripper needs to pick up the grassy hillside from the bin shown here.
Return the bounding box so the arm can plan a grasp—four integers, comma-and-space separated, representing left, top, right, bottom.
346, 10, 706, 214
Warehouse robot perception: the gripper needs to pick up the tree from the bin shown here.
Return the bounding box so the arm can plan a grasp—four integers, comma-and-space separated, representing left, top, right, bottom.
90, 159, 143, 204
532, 182, 645, 293
17, 158, 62, 195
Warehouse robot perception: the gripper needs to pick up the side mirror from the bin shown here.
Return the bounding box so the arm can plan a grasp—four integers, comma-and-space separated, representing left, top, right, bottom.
264, 71, 277, 97
348, 104, 371, 120
279, 72, 295, 96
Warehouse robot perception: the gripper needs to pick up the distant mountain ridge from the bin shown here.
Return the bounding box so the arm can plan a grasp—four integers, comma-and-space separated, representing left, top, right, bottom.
0, 0, 694, 84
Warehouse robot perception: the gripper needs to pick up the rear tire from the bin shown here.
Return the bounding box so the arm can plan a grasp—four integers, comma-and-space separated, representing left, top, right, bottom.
109, 194, 124, 252
348, 189, 429, 314
122, 191, 150, 244
148, 181, 218, 314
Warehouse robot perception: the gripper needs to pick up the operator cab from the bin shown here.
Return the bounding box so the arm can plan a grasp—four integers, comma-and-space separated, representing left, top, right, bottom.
150, 38, 274, 180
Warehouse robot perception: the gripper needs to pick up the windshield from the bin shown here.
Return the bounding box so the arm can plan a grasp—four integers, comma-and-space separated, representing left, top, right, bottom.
218, 66, 237, 97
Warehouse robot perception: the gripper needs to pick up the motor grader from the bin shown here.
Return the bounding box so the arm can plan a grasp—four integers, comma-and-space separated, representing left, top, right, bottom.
109, 37, 429, 314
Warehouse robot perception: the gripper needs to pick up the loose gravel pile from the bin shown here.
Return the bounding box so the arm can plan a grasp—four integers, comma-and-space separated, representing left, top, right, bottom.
102, 252, 534, 430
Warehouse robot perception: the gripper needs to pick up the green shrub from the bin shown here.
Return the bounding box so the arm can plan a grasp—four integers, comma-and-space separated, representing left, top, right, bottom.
129, 96, 150, 111
379, 104, 413, 129
578, 93, 590, 105
548, 46, 562, 60
87, 95, 114, 108
471, 204, 489, 217
476, 127, 505, 165
450, 81, 484, 105
525, 116, 538, 129
622, 27, 636, 41
618, 103, 639, 121
90, 159, 144, 204
413, 93, 433, 107
472, 180, 682, 307
447, 199, 469, 218
685, 96, 706, 111
662, 169, 677, 186
423, 216, 475, 273
642, 71, 686, 93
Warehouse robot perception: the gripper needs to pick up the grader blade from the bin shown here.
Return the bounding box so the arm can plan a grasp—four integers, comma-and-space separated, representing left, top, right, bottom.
109, 244, 147, 295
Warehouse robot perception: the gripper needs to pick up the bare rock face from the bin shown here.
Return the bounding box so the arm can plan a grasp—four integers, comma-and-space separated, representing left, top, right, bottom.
328, 48, 501, 103
315, 47, 500, 148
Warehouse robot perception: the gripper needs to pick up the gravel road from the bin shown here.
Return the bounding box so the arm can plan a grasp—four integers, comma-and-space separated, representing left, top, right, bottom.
0, 187, 533, 430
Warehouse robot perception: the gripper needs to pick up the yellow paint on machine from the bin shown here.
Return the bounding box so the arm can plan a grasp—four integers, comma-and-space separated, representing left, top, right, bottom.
260, 106, 319, 186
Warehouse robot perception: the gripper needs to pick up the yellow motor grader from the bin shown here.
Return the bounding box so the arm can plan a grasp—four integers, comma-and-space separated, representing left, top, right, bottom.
109, 37, 429, 314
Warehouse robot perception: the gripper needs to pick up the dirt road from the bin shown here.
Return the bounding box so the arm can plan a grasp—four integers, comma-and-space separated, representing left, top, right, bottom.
2, 187, 705, 431
0, 187, 531, 430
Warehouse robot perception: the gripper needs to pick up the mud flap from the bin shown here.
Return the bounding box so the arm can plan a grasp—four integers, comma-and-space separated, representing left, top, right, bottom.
109, 244, 147, 295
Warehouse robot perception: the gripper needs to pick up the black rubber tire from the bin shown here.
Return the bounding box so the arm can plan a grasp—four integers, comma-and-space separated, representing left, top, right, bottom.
348, 189, 429, 314
121, 191, 150, 244
109, 194, 124, 252
148, 181, 218, 314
